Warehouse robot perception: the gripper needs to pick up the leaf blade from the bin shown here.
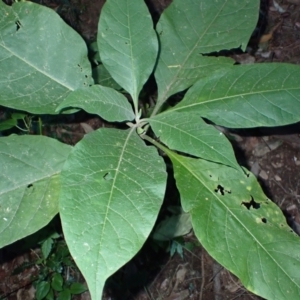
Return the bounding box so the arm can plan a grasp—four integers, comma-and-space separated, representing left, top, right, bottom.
174, 63, 300, 128
148, 111, 239, 168
60, 128, 167, 300
165, 149, 300, 299
154, 0, 259, 107
0, 2, 92, 114
0, 136, 72, 248
56, 85, 135, 122
98, 0, 158, 110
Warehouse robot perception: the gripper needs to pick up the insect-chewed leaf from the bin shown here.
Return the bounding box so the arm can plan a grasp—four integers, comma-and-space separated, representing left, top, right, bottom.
0, 135, 72, 248
165, 148, 300, 300
59, 128, 167, 300
0, 1, 92, 114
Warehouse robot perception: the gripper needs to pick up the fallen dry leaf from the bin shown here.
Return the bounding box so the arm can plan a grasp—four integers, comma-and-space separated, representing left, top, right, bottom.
166, 290, 190, 300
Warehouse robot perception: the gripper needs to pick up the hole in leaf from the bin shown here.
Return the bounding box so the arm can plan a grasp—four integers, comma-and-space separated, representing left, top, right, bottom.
15, 20, 22, 31
261, 217, 267, 223
214, 184, 224, 195
241, 196, 260, 210
103, 172, 113, 181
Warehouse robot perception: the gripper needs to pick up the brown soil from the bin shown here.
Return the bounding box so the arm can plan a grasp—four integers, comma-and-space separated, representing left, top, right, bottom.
1, 0, 300, 299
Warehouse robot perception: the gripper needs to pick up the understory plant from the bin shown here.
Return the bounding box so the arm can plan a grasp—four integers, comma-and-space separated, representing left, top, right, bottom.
13, 231, 87, 300
1, 0, 300, 299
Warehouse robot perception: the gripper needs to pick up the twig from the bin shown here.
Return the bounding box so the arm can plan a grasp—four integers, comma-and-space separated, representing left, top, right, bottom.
144, 285, 155, 300
199, 249, 205, 300
213, 261, 223, 300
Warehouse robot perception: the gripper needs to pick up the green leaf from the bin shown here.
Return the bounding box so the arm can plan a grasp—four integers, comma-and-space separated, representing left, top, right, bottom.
56, 85, 135, 122
57, 289, 71, 300
51, 273, 64, 292
62, 257, 73, 266
170, 240, 183, 258
47, 256, 63, 273
49, 232, 60, 239
36, 281, 51, 300
92, 64, 122, 90
152, 211, 192, 241
165, 149, 300, 299
153, 0, 259, 110
98, 0, 158, 111
148, 111, 239, 168
0, 1, 92, 114
56, 243, 70, 258
60, 128, 167, 300
0, 135, 72, 248
174, 63, 300, 128
45, 288, 54, 300
41, 237, 53, 259
70, 282, 87, 294
11, 113, 26, 120
0, 119, 17, 131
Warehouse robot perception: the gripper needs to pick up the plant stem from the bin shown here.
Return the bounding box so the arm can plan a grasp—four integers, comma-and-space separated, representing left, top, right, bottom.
38, 117, 42, 135
141, 134, 167, 153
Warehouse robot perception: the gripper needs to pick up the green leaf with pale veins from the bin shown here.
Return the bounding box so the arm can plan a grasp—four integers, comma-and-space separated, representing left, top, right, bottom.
0, 135, 72, 248
98, 0, 158, 112
148, 111, 239, 169
0, 1, 92, 114
59, 128, 167, 300
56, 85, 135, 122
165, 148, 300, 300
173, 63, 300, 128
153, 0, 259, 111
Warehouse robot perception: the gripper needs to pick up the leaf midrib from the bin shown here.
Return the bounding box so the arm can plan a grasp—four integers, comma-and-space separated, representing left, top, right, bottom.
166, 87, 300, 114
0, 43, 74, 91
149, 116, 236, 167
96, 127, 136, 285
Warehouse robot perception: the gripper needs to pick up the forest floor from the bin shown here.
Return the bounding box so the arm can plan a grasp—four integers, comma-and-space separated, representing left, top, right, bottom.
1, 0, 300, 299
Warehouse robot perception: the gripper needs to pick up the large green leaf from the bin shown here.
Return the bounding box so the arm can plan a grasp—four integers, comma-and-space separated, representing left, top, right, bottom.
0, 135, 72, 248
0, 1, 92, 114
60, 128, 167, 300
165, 148, 300, 299
153, 0, 259, 112
173, 63, 300, 128
98, 0, 158, 112
148, 111, 239, 168
56, 85, 135, 122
